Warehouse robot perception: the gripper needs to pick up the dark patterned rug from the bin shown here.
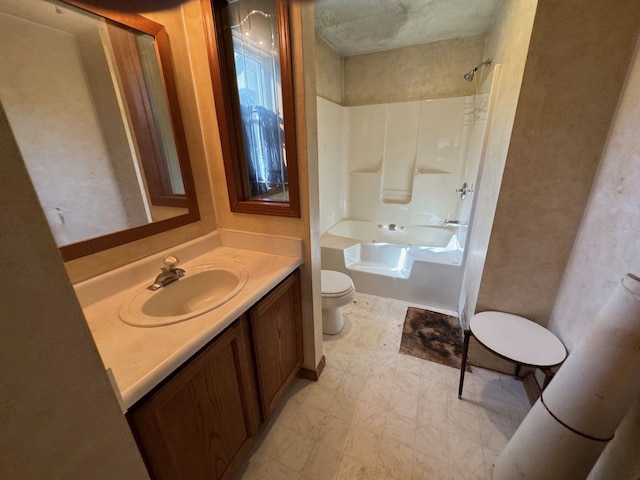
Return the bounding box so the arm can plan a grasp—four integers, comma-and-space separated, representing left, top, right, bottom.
400, 307, 468, 370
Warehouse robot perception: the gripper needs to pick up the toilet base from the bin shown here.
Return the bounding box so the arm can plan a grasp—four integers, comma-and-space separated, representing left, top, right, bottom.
322, 307, 344, 335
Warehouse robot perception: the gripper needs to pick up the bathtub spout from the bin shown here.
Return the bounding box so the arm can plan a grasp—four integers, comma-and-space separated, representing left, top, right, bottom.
389, 224, 397, 231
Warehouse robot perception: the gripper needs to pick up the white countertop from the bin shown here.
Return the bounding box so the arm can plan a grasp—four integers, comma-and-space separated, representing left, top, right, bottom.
75, 230, 302, 410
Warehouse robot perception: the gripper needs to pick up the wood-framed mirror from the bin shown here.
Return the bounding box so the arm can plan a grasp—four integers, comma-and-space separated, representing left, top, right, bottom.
0, 0, 200, 261
201, 0, 300, 217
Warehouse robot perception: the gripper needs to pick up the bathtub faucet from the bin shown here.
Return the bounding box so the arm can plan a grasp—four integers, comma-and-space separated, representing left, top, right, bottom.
444, 219, 468, 227
456, 182, 474, 200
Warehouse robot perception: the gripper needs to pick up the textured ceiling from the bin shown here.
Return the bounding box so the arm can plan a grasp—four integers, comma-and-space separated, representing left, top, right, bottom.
315, 0, 505, 57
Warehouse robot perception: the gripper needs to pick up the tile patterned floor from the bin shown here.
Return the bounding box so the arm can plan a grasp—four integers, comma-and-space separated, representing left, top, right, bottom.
237, 292, 531, 480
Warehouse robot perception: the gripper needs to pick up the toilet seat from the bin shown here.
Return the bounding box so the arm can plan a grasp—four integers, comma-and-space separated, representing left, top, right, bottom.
321, 270, 354, 297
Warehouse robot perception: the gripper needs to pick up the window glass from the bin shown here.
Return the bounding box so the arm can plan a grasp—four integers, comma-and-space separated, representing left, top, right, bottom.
224, 0, 289, 202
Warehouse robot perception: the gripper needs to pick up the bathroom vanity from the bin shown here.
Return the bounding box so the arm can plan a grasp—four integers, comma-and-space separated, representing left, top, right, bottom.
74, 231, 304, 480
128, 270, 301, 480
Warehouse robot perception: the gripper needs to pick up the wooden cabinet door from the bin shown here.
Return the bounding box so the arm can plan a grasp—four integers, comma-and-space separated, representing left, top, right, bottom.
127, 316, 260, 480
250, 270, 303, 418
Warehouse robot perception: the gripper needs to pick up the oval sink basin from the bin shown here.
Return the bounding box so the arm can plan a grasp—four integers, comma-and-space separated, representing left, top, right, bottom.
119, 265, 248, 327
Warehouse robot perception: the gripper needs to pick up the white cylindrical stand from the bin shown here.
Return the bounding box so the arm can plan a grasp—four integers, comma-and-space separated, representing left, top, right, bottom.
493, 274, 640, 480
587, 398, 640, 479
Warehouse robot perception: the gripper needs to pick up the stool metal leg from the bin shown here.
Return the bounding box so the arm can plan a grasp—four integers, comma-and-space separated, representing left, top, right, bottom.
458, 329, 471, 398
541, 367, 555, 390
514, 363, 522, 378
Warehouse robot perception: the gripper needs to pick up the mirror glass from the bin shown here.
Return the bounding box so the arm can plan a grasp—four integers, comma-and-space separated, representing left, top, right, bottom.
204, 0, 299, 217
224, 0, 288, 202
0, 0, 199, 259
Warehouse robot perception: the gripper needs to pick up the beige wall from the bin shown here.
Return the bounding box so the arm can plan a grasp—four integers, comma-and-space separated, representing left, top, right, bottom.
315, 34, 343, 104
343, 34, 485, 106
77, 29, 150, 228
476, 0, 640, 326
548, 37, 640, 478
548, 36, 640, 348
0, 13, 131, 245
459, 0, 538, 370
181, 0, 322, 371
0, 103, 148, 479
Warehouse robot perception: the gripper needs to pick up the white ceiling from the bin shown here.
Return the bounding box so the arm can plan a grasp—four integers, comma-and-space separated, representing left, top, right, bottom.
315, 0, 505, 57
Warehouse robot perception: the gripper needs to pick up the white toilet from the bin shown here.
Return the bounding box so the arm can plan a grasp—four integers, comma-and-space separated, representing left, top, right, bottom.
321, 270, 355, 335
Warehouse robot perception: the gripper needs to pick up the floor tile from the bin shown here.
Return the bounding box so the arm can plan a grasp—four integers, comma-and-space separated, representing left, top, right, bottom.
353, 399, 388, 433
447, 408, 483, 445
383, 411, 417, 447
316, 365, 345, 390
370, 364, 397, 387
417, 396, 449, 431
411, 450, 450, 480
397, 353, 424, 377
343, 425, 382, 465
392, 370, 422, 396
237, 292, 532, 480
302, 384, 336, 412
483, 446, 501, 479
239, 456, 302, 480
375, 438, 414, 480
290, 403, 327, 440
330, 391, 360, 422
448, 434, 487, 477
479, 417, 516, 453
361, 378, 392, 409
300, 442, 342, 480
316, 413, 351, 450
388, 389, 419, 420
271, 430, 315, 472
338, 371, 367, 398
270, 388, 302, 424
414, 423, 450, 461
335, 456, 375, 480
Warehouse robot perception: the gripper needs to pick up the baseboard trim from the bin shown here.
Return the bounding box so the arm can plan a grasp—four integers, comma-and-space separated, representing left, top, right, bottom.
298, 355, 326, 381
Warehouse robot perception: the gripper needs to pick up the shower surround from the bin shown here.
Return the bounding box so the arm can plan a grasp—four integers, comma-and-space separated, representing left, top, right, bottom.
319, 93, 489, 311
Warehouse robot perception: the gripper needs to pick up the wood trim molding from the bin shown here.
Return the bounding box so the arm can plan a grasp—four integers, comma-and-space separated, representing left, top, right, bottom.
298, 355, 326, 381
53, 0, 200, 261
201, 0, 300, 218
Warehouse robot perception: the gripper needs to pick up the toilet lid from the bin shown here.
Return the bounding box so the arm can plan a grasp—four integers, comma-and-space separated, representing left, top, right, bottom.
321, 270, 354, 296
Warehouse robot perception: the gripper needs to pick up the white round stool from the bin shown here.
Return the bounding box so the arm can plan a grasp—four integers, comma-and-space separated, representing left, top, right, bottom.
321, 270, 355, 335
458, 311, 567, 397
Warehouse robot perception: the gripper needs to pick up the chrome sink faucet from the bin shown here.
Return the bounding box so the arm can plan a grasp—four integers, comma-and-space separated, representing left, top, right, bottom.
148, 256, 185, 291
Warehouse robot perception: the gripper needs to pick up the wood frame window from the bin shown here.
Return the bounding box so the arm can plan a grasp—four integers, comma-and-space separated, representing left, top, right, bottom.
202, 0, 300, 217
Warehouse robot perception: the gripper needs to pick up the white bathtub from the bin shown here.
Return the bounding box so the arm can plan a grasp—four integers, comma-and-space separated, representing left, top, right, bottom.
322, 219, 464, 312
328, 219, 455, 248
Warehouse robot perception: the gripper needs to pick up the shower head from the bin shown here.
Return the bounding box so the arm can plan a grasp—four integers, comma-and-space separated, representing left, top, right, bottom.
463, 58, 492, 82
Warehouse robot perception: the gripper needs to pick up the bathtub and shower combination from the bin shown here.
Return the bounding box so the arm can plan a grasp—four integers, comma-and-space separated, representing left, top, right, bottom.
318, 63, 493, 314
321, 219, 465, 313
